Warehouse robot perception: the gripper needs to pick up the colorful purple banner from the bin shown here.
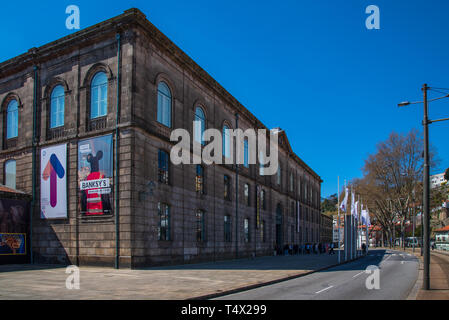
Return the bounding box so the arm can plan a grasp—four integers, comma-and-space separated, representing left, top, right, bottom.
41, 144, 67, 219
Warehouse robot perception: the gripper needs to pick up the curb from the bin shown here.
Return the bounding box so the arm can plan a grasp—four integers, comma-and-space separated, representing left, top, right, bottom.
406, 252, 423, 300
188, 255, 364, 300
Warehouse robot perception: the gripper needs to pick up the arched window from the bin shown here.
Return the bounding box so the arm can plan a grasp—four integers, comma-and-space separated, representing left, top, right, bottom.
50, 85, 65, 128
277, 166, 281, 185
157, 82, 172, 127
90, 72, 108, 119
194, 107, 206, 145
243, 138, 249, 168
5, 160, 16, 189
222, 125, 230, 158
6, 100, 18, 139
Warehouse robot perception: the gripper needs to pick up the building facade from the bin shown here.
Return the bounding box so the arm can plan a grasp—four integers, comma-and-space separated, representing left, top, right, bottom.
0, 9, 322, 268
320, 213, 333, 244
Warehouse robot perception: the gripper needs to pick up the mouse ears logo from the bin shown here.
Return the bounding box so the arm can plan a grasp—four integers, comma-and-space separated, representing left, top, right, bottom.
42, 154, 65, 208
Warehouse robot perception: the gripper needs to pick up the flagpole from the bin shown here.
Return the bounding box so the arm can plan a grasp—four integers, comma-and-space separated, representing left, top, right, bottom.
345, 180, 347, 262
350, 186, 353, 260
338, 176, 340, 264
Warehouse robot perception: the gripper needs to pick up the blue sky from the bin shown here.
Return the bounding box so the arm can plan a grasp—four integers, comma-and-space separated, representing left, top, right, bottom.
1, 0, 448, 198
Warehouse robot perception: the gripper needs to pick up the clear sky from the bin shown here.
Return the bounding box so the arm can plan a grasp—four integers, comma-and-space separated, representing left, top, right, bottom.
1, 0, 448, 198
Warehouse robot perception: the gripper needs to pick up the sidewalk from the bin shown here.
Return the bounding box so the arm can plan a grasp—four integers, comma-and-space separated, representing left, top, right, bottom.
0, 251, 350, 300
399, 247, 449, 300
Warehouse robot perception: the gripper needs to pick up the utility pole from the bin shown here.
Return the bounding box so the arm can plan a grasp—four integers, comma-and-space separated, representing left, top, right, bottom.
422, 83, 430, 290
235, 113, 239, 259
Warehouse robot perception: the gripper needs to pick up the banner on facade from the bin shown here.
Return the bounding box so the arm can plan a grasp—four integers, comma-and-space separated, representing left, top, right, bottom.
40, 144, 67, 219
78, 135, 113, 216
0, 233, 26, 255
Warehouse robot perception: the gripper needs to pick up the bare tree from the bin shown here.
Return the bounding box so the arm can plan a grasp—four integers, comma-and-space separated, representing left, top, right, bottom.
355, 129, 436, 248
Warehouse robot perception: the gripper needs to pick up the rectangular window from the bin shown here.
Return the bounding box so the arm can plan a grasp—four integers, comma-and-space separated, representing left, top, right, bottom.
244, 218, 250, 243
158, 150, 169, 184
244, 183, 250, 206
196, 210, 205, 242
195, 165, 204, 194
261, 220, 266, 243
158, 202, 170, 241
224, 215, 232, 242
261, 190, 266, 210
224, 175, 231, 200
259, 151, 264, 176
5, 160, 16, 189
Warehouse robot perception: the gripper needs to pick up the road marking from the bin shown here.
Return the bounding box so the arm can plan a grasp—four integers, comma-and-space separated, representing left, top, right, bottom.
353, 271, 365, 278
316, 286, 333, 294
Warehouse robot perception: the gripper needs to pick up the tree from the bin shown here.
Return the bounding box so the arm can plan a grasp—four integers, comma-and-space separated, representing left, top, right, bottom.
321, 193, 338, 213
356, 129, 437, 248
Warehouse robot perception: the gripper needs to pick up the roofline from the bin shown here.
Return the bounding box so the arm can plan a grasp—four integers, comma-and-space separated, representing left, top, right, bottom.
0, 8, 322, 182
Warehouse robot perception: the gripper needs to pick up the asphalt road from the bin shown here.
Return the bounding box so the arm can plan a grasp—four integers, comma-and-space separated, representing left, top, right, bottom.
214, 249, 419, 300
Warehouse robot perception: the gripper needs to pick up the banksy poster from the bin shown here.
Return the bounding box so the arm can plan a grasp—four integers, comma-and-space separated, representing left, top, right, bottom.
78, 135, 113, 216
40, 144, 67, 219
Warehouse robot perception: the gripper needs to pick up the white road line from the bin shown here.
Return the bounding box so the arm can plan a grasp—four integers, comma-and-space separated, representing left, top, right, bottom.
353, 271, 365, 278
315, 286, 334, 294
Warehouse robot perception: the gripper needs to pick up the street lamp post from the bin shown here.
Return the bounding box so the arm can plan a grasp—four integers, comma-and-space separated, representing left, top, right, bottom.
398, 84, 449, 290
422, 83, 430, 291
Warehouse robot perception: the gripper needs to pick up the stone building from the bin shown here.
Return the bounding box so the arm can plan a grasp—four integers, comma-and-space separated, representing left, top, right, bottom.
320, 213, 333, 244
0, 8, 322, 268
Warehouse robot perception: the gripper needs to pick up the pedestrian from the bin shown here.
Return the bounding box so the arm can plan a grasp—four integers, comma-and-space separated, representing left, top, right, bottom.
329, 242, 334, 255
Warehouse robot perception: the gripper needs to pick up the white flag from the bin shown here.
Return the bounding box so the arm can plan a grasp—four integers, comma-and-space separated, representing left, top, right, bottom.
340, 187, 349, 212
351, 192, 356, 217
361, 209, 367, 225
353, 200, 359, 220
366, 208, 371, 227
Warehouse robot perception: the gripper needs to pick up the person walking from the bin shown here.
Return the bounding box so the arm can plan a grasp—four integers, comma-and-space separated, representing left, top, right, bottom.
329, 242, 335, 255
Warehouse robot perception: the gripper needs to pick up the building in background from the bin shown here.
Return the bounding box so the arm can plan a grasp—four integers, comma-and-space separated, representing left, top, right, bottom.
431, 172, 447, 189
0, 9, 322, 268
434, 225, 449, 251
